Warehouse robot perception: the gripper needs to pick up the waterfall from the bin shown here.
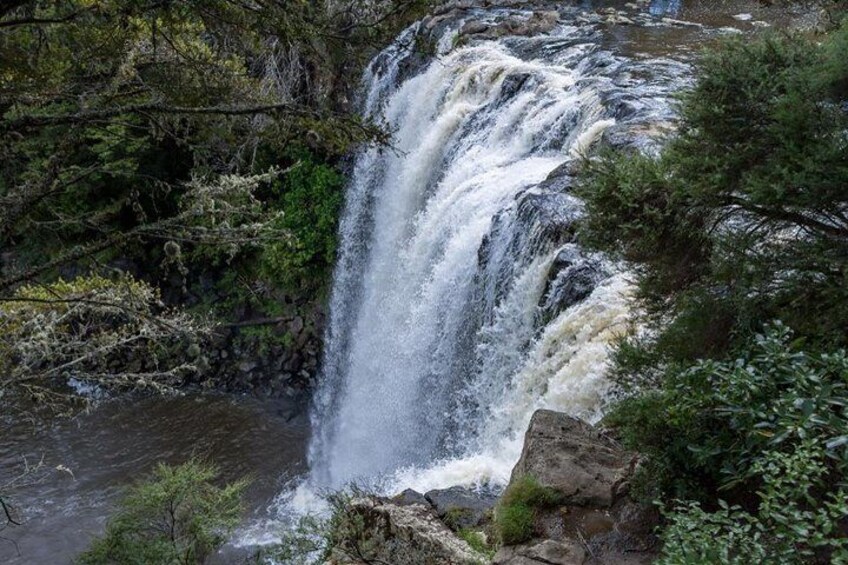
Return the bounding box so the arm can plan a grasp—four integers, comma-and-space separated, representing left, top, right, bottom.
304, 8, 689, 498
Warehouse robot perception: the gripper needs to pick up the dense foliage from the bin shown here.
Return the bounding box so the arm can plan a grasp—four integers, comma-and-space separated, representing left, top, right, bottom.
0, 0, 432, 404
78, 460, 247, 565
261, 148, 346, 292
578, 20, 848, 562
659, 443, 848, 564
579, 23, 848, 374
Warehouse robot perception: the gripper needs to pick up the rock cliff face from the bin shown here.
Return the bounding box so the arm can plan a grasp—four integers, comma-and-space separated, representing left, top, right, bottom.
510, 410, 636, 508
496, 410, 658, 565
493, 539, 587, 565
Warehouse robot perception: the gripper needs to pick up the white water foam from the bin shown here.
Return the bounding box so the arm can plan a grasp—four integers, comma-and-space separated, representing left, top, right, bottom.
279, 10, 688, 521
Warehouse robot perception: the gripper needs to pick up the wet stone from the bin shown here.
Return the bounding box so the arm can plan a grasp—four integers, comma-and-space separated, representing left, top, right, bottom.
393, 488, 432, 508
424, 486, 499, 529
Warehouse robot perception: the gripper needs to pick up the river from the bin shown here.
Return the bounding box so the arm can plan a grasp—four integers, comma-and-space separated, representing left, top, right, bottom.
0, 395, 307, 563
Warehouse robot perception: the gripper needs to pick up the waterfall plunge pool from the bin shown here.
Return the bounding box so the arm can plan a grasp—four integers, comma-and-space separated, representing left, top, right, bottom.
0, 394, 308, 564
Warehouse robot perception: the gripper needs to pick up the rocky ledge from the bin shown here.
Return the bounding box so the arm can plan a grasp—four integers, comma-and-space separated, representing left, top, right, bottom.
330, 409, 658, 564
328, 496, 485, 564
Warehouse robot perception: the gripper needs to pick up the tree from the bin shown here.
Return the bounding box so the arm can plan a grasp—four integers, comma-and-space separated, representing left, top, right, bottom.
0, 170, 292, 413
0, 0, 390, 293
0, 0, 432, 408
577, 21, 848, 375
77, 460, 248, 565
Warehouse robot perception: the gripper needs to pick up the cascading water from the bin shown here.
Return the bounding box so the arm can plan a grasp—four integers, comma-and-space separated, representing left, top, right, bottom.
301, 5, 691, 501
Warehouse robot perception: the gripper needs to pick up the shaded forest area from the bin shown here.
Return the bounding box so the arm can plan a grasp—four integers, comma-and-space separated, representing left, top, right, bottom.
0, 0, 432, 412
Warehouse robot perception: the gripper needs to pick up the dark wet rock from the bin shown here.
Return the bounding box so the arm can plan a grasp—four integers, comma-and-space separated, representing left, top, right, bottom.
330, 497, 481, 565
493, 539, 586, 565
396, 48, 433, 86
432, 0, 474, 16
539, 245, 608, 320
393, 488, 432, 507
498, 72, 533, 101
511, 410, 636, 508
516, 190, 584, 246
540, 159, 581, 187
461, 20, 490, 35
500, 11, 559, 37
604, 13, 635, 25
615, 500, 662, 538
424, 485, 499, 529
459, 9, 559, 40
289, 315, 305, 334
576, 12, 603, 25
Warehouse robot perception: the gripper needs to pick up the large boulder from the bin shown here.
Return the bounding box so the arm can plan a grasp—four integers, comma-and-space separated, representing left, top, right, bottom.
510, 410, 637, 508
392, 488, 431, 508
500, 410, 659, 563
329, 497, 483, 565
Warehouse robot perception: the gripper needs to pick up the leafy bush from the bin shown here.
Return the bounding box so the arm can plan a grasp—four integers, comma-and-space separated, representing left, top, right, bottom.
494, 476, 564, 545
457, 528, 497, 560
659, 500, 771, 564
658, 443, 848, 564
261, 147, 345, 292
495, 502, 535, 546
77, 460, 247, 565
443, 507, 474, 530
607, 324, 848, 501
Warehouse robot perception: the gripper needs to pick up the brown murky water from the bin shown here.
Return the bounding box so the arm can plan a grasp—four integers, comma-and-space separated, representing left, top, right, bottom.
593, 0, 825, 58
0, 395, 308, 564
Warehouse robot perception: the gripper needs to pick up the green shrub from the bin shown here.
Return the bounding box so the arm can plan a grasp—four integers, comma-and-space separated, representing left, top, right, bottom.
500, 475, 565, 509
77, 460, 248, 565
457, 528, 497, 560
606, 324, 848, 501
260, 147, 345, 292
494, 476, 564, 545
495, 502, 535, 546
658, 443, 848, 564
443, 507, 474, 531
